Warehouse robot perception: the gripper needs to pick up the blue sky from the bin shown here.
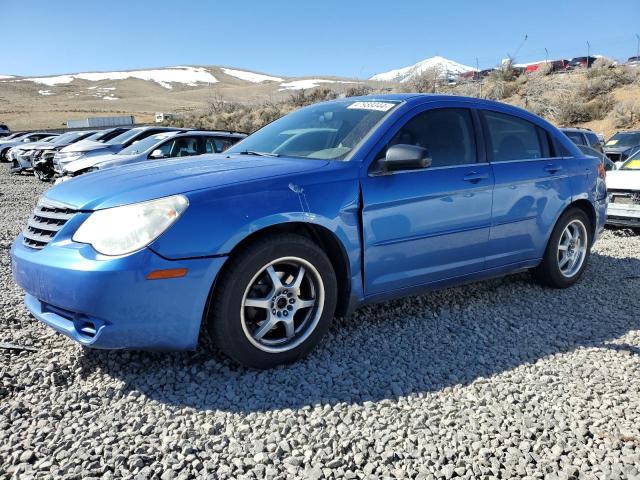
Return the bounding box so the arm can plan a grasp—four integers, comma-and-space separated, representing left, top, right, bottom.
2, 0, 639, 77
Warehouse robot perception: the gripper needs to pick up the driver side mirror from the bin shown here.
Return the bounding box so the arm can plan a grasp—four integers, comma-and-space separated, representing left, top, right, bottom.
149, 149, 164, 159
380, 144, 432, 172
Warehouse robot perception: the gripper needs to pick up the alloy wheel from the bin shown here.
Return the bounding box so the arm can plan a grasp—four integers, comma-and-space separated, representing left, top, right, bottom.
557, 219, 588, 278
240, 257, 324, 353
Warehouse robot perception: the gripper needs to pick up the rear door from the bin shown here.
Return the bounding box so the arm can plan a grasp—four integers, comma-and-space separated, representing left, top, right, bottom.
360, 104, 494, 296
480, 109, 572, 267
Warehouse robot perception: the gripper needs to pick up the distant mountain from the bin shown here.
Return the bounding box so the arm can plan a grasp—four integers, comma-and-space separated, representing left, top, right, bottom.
0, 65, 373, 130
370, 56, 476, 83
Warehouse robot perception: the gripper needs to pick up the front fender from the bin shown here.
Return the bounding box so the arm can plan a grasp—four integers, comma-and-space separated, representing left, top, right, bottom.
150, 163, 361, 259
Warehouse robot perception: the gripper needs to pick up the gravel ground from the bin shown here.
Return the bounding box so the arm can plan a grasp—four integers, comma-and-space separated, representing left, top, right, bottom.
1, 165, 640, 480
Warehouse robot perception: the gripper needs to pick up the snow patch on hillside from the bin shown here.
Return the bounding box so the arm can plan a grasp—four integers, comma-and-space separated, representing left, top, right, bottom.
24, 66, 218, 89
38, 90, 55, 96
221, 68, 282, 83
370, 56, 476, 83
278, 79, 351, 91
0, 75, 15, 80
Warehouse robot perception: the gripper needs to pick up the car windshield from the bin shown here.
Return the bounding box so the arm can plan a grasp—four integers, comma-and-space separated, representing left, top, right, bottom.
226, 100, 401, 160
105, 128, 145, 145
605, 132, 640, 148
51, 131, 91, 146
118, 133, 174, 155
82, 131, 110, 142
621, 150, 640, 170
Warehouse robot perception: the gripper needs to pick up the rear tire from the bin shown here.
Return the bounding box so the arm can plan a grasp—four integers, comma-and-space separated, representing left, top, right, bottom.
531, 207, 592, 288
207, 234, 337, 369
0, 148, 9, 163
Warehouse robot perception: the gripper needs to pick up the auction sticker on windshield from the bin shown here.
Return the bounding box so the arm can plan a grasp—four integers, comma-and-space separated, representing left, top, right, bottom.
347, 101, 396, 112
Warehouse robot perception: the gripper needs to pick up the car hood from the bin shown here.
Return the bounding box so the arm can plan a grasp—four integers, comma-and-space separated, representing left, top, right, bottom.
44, 154, 330, 210
15, 141, 50, 151
604, 145, 637, 154
59, 142, 120, 154
607, 170, 640, 190
64, 153, 120, 173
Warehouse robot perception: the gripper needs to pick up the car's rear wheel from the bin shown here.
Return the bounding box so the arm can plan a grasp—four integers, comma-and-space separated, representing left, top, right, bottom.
207, 234, 337, 369
532, 207, 592, 288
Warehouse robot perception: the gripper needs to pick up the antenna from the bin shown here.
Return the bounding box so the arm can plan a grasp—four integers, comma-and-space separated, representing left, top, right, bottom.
509, 34, 528, 63
636, 33, 639, 60
545, 48, 549, 64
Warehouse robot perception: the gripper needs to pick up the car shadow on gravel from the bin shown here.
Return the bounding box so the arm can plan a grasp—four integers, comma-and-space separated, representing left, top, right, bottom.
76, 251, 640, 413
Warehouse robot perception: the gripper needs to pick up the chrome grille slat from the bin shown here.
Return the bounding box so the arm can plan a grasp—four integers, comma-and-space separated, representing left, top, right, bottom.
27, 217, 65, 233
22, 201, 78, 250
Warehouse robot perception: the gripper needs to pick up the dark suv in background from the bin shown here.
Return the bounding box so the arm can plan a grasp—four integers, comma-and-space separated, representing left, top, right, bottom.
603, 130, 640, 163
561, 127, 603, 153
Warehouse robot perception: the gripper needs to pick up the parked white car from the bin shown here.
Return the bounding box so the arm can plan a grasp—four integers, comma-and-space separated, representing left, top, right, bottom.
606, 153, 640, 228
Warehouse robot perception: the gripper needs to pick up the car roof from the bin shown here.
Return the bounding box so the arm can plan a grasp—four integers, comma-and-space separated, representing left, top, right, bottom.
177, 130, 247, 137
560, 127, 593, 133
343, 93, 554, 118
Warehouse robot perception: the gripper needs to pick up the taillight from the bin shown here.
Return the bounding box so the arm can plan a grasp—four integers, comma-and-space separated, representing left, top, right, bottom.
597, 162, 606, 180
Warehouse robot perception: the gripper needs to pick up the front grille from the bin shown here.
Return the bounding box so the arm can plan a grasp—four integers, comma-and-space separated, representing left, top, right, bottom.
22, 201, 77, 249
609, 189, 640, 206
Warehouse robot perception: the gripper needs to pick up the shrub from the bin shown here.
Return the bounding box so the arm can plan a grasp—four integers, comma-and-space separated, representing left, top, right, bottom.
554, 94, 613, 125
612, 101, 640, 128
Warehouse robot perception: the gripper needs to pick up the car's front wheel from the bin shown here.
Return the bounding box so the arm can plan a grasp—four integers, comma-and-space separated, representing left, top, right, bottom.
208, 234, 337, 369
532, 207, 592, 288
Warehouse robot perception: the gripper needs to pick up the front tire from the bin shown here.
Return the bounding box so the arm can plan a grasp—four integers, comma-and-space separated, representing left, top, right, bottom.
207, 234, 337, 369
532, 208, 592, 288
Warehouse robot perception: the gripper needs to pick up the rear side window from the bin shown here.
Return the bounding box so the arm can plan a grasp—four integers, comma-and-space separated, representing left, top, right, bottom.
585, 132, 600, 148
387, 108, 477, 168
205, 137, 237, 153
564, 131, 586, 146
481, 110, 545, 162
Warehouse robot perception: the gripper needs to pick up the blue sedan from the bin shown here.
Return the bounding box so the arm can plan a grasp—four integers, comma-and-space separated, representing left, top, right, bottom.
11, 94, 607, 368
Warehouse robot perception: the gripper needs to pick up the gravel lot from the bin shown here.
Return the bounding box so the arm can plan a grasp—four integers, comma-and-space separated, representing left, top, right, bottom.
1, 165, 640, 480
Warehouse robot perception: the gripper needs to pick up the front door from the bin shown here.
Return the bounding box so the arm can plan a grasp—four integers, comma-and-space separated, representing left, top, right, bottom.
361, 106, 494, 296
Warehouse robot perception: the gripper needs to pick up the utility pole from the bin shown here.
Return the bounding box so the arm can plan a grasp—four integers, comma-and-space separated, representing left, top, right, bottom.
636, 33, 639, 60
587, 41, 591, 68
476, 57, 482, 98
545, 48, 549, 64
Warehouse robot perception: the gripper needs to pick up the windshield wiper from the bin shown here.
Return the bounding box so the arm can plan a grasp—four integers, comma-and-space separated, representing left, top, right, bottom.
238, 150, 280, 157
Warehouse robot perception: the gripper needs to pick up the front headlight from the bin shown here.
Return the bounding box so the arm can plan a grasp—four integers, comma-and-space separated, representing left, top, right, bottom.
55, 151, 82, 162
72, 195, 189, 256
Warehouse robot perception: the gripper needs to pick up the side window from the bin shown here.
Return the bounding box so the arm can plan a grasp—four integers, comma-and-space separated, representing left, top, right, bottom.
386, 108, 477, 168
481, 110, 544, 162
204, 137, 237, 153
152, 140, 173, 159
585, 132, 600, 148
564, 131, 586, 146
169, 136, 199, 157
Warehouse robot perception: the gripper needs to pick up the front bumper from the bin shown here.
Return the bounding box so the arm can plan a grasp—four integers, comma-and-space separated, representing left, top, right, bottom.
607, 203, 640, 227
11, 237, 226, 350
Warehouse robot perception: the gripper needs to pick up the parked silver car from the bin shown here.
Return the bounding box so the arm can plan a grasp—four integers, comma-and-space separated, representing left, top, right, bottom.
53, 126, 185, 172
7, 136, 59, 172
10, 131, 97, 175
0, 132, 59, 162
33, 127, 132, 181
57, 130, 247, 181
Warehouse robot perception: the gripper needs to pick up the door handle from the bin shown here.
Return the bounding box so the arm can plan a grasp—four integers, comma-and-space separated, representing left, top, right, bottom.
544, 164, 562, 174
463, 172, 489, 183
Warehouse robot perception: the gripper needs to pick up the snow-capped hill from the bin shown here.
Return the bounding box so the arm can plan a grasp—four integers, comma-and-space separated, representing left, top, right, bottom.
370, 56, 476, 83
22, 66, 219, 89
